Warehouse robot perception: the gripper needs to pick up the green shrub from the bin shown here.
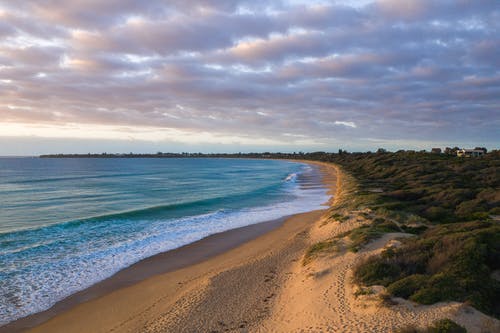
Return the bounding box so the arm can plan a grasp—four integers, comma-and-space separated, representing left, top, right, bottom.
354, 257, 401, 286
423, 206, 450, 221
387, 274, 428, 298
395, 319, 467, 333
410, 273, 462, 304
428, 319, 466, 333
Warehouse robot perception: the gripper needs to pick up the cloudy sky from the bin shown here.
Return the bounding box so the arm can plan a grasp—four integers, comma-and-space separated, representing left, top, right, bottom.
0, 0, 498, 155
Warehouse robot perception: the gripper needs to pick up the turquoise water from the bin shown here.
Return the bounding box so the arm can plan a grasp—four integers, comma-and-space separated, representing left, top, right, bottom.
0, 158, 328, 325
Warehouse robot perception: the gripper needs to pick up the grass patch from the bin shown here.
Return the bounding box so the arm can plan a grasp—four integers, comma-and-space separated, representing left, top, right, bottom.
428, 319, 467, 333
303, 239, 340, 265
347, 219, 401, 252
397, 319, 467, 333
330, 212, 349, 222
354, 286, 374, 297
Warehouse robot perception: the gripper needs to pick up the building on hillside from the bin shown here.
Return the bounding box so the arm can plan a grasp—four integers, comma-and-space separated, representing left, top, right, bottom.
431, 148, 442, 154
445, 147, 460, 155
457, 149, 485, 157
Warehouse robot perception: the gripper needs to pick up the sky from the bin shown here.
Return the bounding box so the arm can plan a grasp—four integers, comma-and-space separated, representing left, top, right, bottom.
0, 0, 499, 155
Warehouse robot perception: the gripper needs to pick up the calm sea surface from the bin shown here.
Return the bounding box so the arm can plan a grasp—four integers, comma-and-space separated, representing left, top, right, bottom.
0, 157, 328, 325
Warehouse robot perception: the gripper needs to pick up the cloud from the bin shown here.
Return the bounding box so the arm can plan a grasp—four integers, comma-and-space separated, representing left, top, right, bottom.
374, 0, 429, 20
334, 121, 357, 128
0, 0, 498, 153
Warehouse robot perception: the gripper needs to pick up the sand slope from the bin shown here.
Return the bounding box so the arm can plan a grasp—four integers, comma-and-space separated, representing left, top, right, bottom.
260, 219, 500, 332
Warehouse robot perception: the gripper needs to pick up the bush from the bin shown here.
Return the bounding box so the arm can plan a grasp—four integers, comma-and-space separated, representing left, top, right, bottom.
423, 206, 450, 221
410, 273, 463, 304
354, 257, 401, 286
387, 274, 428, 298
396, 319, 467, 333
347, 219, 401, 252
428, 319, 466, 333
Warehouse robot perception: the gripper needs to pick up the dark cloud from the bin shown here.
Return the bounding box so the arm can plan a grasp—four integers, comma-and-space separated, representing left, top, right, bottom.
0, 0, 498, 150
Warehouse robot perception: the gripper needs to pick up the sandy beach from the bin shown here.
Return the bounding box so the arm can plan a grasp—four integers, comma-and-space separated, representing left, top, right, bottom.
3, 161, 499, 333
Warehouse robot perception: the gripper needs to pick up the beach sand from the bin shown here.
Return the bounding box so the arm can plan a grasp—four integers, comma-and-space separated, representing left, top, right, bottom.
5, 162, 499, 332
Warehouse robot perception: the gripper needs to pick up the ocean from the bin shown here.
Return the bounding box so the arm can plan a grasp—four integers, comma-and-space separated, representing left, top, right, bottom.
0, 157, 329, 325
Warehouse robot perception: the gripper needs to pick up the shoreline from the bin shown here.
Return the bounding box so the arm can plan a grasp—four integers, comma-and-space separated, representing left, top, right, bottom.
0, 217, 287, 333
21, 210, 329, 333
1, 160, 336, 333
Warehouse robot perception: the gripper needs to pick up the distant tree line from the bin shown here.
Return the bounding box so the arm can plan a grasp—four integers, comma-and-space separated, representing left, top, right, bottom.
39, 148, 498, 159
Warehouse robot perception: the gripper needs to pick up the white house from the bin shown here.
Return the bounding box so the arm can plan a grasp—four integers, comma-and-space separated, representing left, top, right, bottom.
457, 149, 485, 157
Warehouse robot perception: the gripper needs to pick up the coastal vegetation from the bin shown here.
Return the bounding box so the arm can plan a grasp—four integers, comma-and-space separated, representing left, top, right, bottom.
305, 150, 500, 318
307, 150, 499, 224
397, 318, 467, 333
303, 239, 340, 265
354, 221, 499, 314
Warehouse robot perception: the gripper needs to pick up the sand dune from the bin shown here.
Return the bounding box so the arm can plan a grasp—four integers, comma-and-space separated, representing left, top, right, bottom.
260, 164, 500, 333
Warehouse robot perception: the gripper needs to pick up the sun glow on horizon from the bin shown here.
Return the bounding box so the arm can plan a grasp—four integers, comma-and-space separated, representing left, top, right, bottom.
0, 122, 289, 146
